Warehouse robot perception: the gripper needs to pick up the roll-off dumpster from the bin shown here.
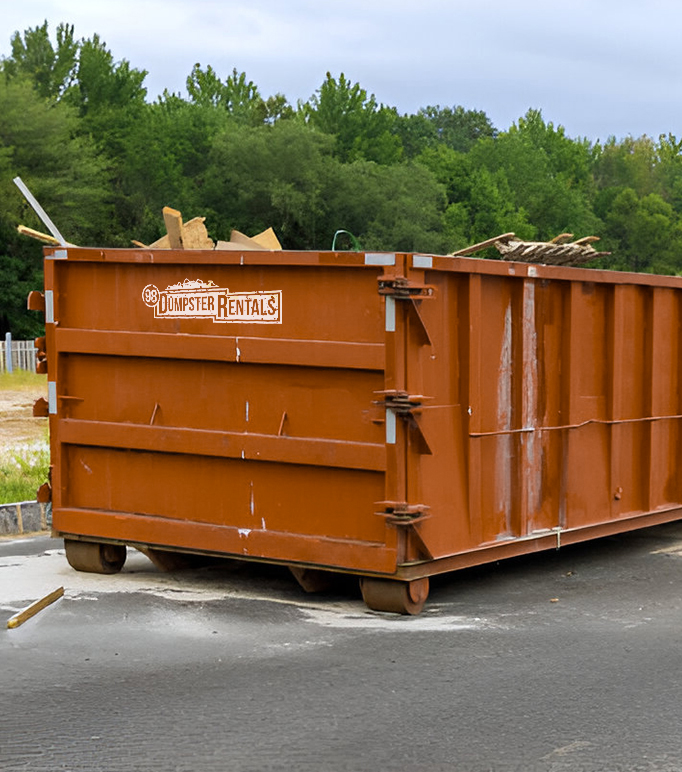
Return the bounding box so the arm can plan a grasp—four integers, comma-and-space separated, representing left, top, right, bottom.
33, 246, 682, 613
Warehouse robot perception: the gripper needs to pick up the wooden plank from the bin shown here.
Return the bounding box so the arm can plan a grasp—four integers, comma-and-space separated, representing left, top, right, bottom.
148, 234, 171, 249
7, 587, 64, 629
449, 233, 515, 256
251, 227, 282, 250
17, 225, 62, 245
221, 228, 283, 251
162, 206, 184, 249
182, 217, 214, 250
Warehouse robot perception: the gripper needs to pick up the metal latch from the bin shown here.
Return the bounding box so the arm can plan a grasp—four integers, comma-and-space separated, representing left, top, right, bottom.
377, 276, 435, 299
374, 390, 429, 415
375, 501, 430, 525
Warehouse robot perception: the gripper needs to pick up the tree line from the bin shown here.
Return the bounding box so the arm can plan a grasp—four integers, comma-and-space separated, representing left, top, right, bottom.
2, 21, 682, 336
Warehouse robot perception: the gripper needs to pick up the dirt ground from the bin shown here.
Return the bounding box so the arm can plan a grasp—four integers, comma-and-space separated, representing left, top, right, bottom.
0, 385, 48, 447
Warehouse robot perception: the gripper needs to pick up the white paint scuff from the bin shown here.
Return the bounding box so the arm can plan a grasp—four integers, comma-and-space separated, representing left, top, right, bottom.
496, 302, 513, 535
522, 280, 541, 523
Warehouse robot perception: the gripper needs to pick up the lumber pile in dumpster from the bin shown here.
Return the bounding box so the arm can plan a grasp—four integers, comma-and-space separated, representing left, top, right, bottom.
17, 199, 607, 267
449, 232, 610, 266
132, 206, 282, 251
16, 205, 283, 252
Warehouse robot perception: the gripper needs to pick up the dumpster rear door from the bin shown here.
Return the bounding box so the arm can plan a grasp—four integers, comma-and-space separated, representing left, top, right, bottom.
45, 248, 407, 575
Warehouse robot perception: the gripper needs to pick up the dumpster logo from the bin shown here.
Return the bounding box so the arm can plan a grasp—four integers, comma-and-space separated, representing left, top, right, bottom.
142, 280, 282, 324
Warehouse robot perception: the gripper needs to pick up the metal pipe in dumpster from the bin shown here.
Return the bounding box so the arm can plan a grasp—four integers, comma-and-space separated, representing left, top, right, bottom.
34, 247, 682, 614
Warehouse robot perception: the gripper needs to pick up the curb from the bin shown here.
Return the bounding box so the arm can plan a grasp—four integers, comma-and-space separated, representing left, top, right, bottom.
0, 501, 52, 535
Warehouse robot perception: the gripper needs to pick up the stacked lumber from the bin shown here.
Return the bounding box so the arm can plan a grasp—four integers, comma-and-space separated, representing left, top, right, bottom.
449, 232, 610, 266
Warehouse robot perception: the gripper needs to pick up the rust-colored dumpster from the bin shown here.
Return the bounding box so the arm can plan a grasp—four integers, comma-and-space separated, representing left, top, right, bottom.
35, 246, 682, 613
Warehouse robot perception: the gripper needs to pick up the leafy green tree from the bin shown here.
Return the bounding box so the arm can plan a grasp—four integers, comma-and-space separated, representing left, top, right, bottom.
1, 20, 78, 99
0, 76, 111, 335
55, 33, 149, 243
66, 33, 147, 116
415, 144, 533, 251
352, 162, 447, 252
392, 111, 438, 158
201, 121, 334, 246
416, 144, 473, 205
321, 160, 448, 253
653, 133, 682, 213
186, 63, 224, 107
302, 72, 402, 164
116, 93, 232, 243
187, 65, 292, 125
470, 109, 600, 240
467, 167, 535, 245
396, 105, 495, 158
423, 105, 495, 152
603, 188, 682, 273
592, 135, 658, 199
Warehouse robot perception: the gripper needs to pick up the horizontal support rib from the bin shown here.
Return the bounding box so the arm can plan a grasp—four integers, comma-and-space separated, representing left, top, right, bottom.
55, 329, 384, 371
59, 419, 386, 472
53, 508, 397, 574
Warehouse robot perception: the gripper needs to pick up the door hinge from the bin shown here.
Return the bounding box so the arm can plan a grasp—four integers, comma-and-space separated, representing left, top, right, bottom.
374, 391, 433, 453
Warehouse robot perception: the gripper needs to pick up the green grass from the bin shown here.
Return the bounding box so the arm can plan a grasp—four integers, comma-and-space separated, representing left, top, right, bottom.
0, 371, 49, 503
0, 369, 47, 391
0, 438, 50, 505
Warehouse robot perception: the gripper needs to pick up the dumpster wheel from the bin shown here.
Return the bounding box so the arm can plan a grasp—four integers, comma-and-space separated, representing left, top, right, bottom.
360, 577, 429, 615
64, 539, 127, 574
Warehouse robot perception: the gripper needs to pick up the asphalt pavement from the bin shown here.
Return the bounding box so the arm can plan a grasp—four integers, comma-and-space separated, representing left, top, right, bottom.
2, 525, 682, 772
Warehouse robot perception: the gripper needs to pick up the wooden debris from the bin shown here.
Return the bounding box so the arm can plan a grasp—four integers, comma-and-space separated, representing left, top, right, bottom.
7, 587, 64, 629
136, 207, 281, 251
17, 225, 61, 245
216, 227, 282, 251
250, 227, 282, 250
137, 211, 216, 250
181, 218, 214, 250
163, 206, 184, 249
448, 233, 515, 257
550, 233, 574, 244
449, 232, 610, 267
17, 225, 76, 247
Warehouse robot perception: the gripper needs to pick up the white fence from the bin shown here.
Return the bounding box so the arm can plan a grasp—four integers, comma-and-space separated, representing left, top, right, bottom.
0, 337, 37, 373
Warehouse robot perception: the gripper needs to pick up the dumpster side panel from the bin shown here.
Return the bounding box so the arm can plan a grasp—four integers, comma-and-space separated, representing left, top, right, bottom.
399, 256, 682, 570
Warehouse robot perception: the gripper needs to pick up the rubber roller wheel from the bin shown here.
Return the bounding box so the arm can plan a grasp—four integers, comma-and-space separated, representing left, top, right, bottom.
64, 539, 127, 574
359, 576, 429, 615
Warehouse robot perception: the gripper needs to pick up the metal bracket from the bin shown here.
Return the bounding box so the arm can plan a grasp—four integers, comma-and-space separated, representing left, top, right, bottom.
27, 291, 45, 312
375, 501, 430, 525
376, 501, 434, 562
374, 391, 433, 454
377, 276, 435, 299
377, 276, 435, 345
374, 390, 429, 415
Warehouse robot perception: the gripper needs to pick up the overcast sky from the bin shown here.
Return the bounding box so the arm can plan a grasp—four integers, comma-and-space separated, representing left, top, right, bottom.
2, 0, 682, 143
